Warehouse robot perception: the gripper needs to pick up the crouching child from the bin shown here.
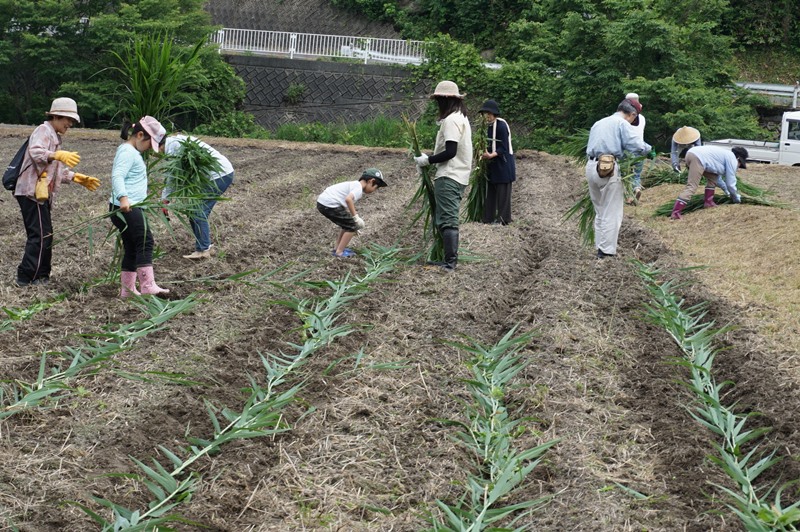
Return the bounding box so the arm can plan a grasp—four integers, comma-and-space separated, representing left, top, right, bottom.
316, 168, 387, 257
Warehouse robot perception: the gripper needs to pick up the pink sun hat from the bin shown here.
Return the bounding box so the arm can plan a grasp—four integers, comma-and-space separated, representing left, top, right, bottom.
139, 116, 166, 151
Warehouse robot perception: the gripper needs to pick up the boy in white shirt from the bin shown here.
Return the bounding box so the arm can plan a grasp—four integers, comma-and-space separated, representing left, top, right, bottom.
317, 168, 387, 257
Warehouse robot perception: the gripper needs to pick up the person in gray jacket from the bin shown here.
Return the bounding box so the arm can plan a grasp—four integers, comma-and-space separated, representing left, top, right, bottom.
669, 145, 747, 220
585, 100, 652, 259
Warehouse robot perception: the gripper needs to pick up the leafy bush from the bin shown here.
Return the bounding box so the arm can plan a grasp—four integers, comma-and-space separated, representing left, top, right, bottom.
192, 111, 271, 139
272, 116, 439, 148
284, 83, 307, 105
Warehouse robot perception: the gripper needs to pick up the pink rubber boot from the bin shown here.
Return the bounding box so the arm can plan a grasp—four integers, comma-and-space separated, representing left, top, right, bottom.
670, 199, 687, 220
703, 187, 717, 208
119, 270, 140, 298
136, 266, 170, 296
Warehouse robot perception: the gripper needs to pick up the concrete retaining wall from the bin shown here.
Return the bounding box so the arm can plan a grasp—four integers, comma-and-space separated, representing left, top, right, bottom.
226, 55, 430, 130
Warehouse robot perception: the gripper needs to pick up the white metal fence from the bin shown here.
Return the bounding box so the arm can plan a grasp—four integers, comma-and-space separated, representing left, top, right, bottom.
210, 28, 428, 66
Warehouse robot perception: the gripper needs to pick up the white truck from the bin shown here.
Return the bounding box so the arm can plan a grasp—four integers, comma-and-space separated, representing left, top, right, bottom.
705, 110, 800, 165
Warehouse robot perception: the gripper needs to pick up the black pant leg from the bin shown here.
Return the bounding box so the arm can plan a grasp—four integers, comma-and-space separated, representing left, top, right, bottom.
496, 183, 513, 224
483, 183, 498, 223
110, 205, 153, 270
16, 196, 53, 282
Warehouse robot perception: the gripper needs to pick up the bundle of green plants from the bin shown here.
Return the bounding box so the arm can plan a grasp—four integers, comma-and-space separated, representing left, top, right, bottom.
641, 164, 686, 187
635, 262, 800, 531
643, 166, 774, 199
404, 115, 444, 262
557, 128, 589, 163
157, 137, 226, 228
563, 186, 596, 247
463, 114, 488, 222
429, 327, 559, 530
653, 192, 785, 217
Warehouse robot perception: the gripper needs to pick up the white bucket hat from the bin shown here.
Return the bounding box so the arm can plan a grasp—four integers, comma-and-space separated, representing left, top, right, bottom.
430, 80, 465, 99
46, 97, 81, 123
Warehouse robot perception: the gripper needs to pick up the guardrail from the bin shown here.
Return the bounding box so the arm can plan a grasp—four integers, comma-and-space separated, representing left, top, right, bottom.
735, 81, 799, 108
210, 28, 428, 66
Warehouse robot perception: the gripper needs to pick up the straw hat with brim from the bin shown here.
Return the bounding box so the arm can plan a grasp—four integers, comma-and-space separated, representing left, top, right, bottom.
430, 80, 465, 99
479, 99, 501, 115
673, 126, 701, 145
46, 97, 80, 123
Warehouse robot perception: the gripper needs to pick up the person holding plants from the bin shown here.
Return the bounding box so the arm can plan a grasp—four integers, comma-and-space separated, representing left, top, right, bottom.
414, 80, 473, 272
159, 134, 234, 260
585, 99, 652, 259
478, 99, 515, 225
109, 116, 169, 297
623, 93, 653, 206
669, 126, 735, 197
316, 167, 387, 258
669, 145, 747, 220
13, 97, 100, 287
670, 126, 702, 173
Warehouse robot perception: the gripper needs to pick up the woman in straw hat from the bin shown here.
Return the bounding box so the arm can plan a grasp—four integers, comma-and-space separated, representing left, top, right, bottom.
413, 80, 472, 272
13, 97, 101, 287
672, 126, 737, 199
670, 126, 702, 173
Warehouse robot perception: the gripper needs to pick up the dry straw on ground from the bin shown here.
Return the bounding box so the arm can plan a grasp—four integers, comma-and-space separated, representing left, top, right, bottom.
0, 128, 798, 530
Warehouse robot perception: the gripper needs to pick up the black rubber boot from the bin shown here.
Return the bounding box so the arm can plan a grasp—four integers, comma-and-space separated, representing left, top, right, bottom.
442, 228, 459, 272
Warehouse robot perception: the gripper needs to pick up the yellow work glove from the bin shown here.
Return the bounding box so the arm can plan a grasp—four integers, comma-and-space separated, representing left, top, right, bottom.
73, 173, 100, 191
53, 150, 81, 168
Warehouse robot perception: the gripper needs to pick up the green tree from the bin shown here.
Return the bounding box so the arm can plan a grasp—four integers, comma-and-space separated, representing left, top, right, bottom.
722, 0, 800, 48
0, 0, 243, 129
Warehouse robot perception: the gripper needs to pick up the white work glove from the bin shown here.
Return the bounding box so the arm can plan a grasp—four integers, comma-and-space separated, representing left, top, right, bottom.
414, 154, 430, 167
353, 214, 366, 230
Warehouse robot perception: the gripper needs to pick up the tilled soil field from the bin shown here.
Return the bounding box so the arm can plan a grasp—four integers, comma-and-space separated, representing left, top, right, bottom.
0, 125, 799, 531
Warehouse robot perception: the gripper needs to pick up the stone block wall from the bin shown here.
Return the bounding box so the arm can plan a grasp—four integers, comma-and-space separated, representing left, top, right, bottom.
226, 55, 430, 129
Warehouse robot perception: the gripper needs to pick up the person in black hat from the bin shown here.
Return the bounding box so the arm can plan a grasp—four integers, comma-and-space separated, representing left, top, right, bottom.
669, 145, 747, 220
478, 99, 516, 225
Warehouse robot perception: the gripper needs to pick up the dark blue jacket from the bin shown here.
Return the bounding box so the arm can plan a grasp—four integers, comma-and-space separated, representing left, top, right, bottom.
486, 118, 516, 184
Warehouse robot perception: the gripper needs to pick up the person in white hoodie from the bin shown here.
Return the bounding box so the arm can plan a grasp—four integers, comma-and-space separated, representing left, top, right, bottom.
160, 134, 235, 259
